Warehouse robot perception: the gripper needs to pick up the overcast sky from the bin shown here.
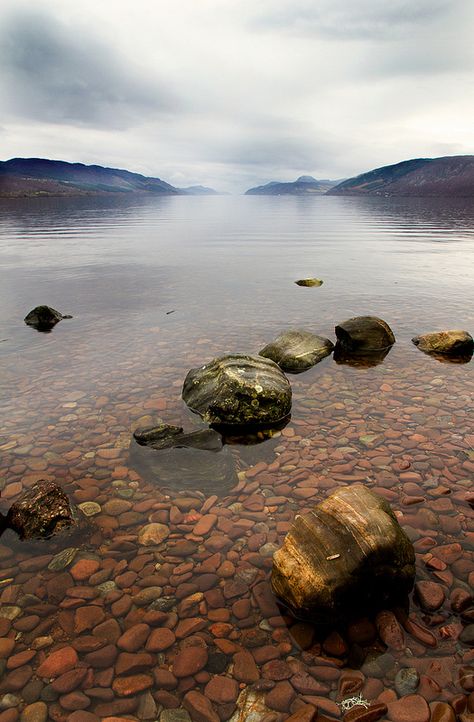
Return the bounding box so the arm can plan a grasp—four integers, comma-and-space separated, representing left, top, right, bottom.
0, 0, 473, 192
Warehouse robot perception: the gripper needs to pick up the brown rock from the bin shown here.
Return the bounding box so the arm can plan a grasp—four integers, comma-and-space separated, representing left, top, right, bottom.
146, 627, 176, 652
344, 702, 387, 722
233, 650, 260, 683
429, 702, 456, 722
204, 675, 239, 703
173, 646, 208, 677
387, 694, 430, 722
266, 681, 297, 711
36, 645, 78, 678
59, 691, 90, 710
184, 690, 220, 722
74, 606, 105, 633
112, 673, 153, 696
415, 581, 445, 611
19, 702, 48, 722
7, 480, 76, 540
115, 652, 154, 676
335, 316, 395, 353
51, 667, 89, 693
272, 485, 414, 620
375, 610, 405, 650
283, 705, 318, 722
117, 623, 150, 652
412, 330, 473, 355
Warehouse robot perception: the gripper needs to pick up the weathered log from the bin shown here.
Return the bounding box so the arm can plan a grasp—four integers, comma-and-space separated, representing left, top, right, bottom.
271, 484, 415, 621
182, 353, 291, 427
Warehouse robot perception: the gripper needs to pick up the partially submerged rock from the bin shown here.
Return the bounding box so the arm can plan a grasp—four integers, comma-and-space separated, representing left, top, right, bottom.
335, 316, 395, 354
259, 329, 334, 373
271, 484, 415, 621
412, 330, 473, 356
7, 480, 77, 540
24, 305, 72, 331
133, 422, 184, 448
295, 278, 323, 287
182, 354, 291, 427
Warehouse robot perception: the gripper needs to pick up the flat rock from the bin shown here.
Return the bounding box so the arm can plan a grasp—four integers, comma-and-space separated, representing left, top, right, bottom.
173, 647, 208, 678
412, 330, 473, 355
387, 694, 430, 722
36, 646, 78, 678
183, 690, 219, 722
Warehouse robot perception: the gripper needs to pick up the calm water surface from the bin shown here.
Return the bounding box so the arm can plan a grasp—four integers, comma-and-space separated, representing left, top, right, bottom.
0, 195, 473, 720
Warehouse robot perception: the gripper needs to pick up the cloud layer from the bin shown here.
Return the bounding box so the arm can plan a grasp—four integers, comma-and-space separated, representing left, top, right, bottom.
0, 0, 472, 191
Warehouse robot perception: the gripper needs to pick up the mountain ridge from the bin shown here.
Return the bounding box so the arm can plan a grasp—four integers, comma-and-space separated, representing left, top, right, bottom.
327, 155, 474, 197
245, 176, 339, 195
0, 158, 219, 197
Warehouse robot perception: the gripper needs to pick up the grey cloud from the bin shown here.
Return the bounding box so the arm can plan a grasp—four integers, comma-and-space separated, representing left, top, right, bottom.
0, 9, 178, 128
250, 0, 464, 40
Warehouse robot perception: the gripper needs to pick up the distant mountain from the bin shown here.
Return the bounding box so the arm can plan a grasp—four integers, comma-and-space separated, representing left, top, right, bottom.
180, 185, 221, 195
0, 158, 220, 198
245, 175, 339, 195
327, 155, 474, 197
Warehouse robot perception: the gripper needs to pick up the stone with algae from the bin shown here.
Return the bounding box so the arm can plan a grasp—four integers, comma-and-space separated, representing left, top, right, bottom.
271, 484, 415, 621
182, 353, 291, 427
412, 330, 473, 355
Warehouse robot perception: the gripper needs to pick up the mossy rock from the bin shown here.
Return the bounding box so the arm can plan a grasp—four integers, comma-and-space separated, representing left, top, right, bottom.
412, 330, 473, 355
259, 329, 334, 373
182, 353, 292, 427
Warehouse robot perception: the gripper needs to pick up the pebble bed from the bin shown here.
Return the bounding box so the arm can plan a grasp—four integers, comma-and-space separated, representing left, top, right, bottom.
0, 316, 473, 722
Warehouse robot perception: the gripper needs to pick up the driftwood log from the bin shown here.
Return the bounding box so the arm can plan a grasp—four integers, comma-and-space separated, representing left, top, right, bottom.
272, 484, 415, 621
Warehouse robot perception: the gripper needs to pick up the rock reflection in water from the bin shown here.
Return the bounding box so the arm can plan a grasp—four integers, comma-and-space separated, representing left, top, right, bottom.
333, 342, 392, 368
129, 436, 239, 495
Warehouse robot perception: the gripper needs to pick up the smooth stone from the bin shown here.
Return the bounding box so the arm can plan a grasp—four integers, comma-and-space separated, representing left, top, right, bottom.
160, 711, 192, 722
412, 330, 473, 355
387, 694, 430, 722
78, 502, 102, 517
335, 315, 395, 353
47, 548, 79, 571
415, 580, 445, 611
138, 523, 170, 546
36, 646, 78, 678
259, 329, 334, 373
183, 691, 219, 722
294, 278, 323, 287
173, 647, 208, 678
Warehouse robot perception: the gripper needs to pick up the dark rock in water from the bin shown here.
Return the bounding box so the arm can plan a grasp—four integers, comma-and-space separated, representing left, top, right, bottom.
333, 343, 392, 368
135, 426, 223, 452
271, 484, 415, 622
24, 305, 72, 331
7, 480, 77, 540
129, 437, 237, 496
133, 422, 184, 448
335, 316, 395, 354
259, 329, 334, 373
412, 330, 473, 355
295, 278, 323, 287
182, 353, 291, 427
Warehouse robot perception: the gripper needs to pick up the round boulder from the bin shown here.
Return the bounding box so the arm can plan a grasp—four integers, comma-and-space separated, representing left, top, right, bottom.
335, 316, 395, 353
259, 329, 334, 373
182, 353, 291, 427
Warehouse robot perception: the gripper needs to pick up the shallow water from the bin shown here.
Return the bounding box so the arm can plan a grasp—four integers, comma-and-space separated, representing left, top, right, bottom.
0, 195, 473, 721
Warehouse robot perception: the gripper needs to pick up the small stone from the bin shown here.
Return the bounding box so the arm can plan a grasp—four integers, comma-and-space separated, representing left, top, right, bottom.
344, 702, 388, 722
460, 625, 474, 646
173, 647, 208, 678
160, 711, 192, 722
204, 676, 239, 704
415, 581, 446, 611
117, 624, 151, 652
36, 646, 78, 678
387, 694, 430, 722
112, 674, 153, 696
265, 681, 296, 712
47, 547, 79, 571
138, 523, 170, 546
19, 703, 48, 722
429, 702, 456, 722
78, 502, 102, 517
183, 691, 219, 722
375, 610, 405, 650
394, 667, 420, 696
146, 628, 176, 652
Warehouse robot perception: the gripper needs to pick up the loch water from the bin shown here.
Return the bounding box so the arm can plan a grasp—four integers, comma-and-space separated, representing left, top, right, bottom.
0, 194, 473, 721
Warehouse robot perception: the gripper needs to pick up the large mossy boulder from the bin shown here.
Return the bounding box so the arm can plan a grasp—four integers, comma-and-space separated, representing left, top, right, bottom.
24, 305, 71, 331
335, 316, 395, 354
412, 330, 473, 355
272, 484, 415, 621
7, 480, 77, 540
182, 353, 291, 427
259, 329, 334, 373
